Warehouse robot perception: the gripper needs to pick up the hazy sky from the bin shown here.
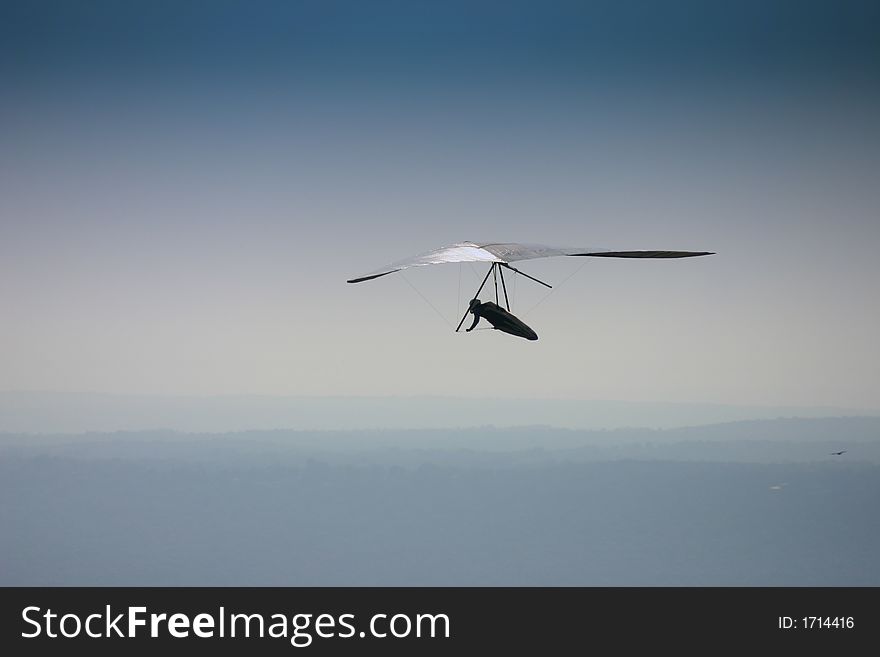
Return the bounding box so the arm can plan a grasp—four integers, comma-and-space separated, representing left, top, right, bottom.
2, 1, 879, 409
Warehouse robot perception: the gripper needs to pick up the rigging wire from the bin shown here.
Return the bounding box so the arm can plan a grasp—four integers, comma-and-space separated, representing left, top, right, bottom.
520, 259, 589, 318
512, 268, 517, 310
466, 262, 480, 284
457, 262, 461, 318
400, 271, 454, 329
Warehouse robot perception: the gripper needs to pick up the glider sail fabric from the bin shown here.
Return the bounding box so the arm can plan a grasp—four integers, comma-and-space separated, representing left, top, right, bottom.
347, 243, 499, 283
346, 241, 714, 283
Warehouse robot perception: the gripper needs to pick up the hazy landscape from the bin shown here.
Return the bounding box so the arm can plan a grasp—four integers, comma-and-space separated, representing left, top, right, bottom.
3, 414, 878, 586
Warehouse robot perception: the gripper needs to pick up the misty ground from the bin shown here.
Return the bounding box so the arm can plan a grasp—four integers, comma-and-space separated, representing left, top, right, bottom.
2, 418, 878, 586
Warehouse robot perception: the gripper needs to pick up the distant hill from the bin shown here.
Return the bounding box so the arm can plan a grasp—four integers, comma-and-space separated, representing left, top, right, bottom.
3, 416, 879, 465
2, 391, 877, 433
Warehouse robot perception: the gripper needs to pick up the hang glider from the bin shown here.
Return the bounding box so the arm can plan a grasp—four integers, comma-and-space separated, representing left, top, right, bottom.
347, 241, 714, 338
346, 241, 714, 284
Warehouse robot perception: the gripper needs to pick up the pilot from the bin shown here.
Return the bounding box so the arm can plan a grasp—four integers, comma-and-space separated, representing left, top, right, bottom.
466, 298, 538, 341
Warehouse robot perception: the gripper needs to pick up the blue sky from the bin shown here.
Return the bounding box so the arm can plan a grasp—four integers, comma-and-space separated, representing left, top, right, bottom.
2, 1, 879, 409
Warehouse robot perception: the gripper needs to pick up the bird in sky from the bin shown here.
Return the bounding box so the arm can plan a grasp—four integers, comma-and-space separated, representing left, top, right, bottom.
830, 450, 847, 456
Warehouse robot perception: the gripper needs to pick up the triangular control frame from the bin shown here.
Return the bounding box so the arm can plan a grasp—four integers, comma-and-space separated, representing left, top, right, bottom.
454, 262, 552, 332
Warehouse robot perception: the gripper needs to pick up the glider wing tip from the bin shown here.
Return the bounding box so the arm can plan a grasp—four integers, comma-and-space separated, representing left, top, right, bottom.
346, 269, 399, 284
571, 250, 717, 258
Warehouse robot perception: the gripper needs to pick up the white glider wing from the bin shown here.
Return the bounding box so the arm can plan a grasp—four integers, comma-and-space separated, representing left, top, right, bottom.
347, 241, 713, 283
